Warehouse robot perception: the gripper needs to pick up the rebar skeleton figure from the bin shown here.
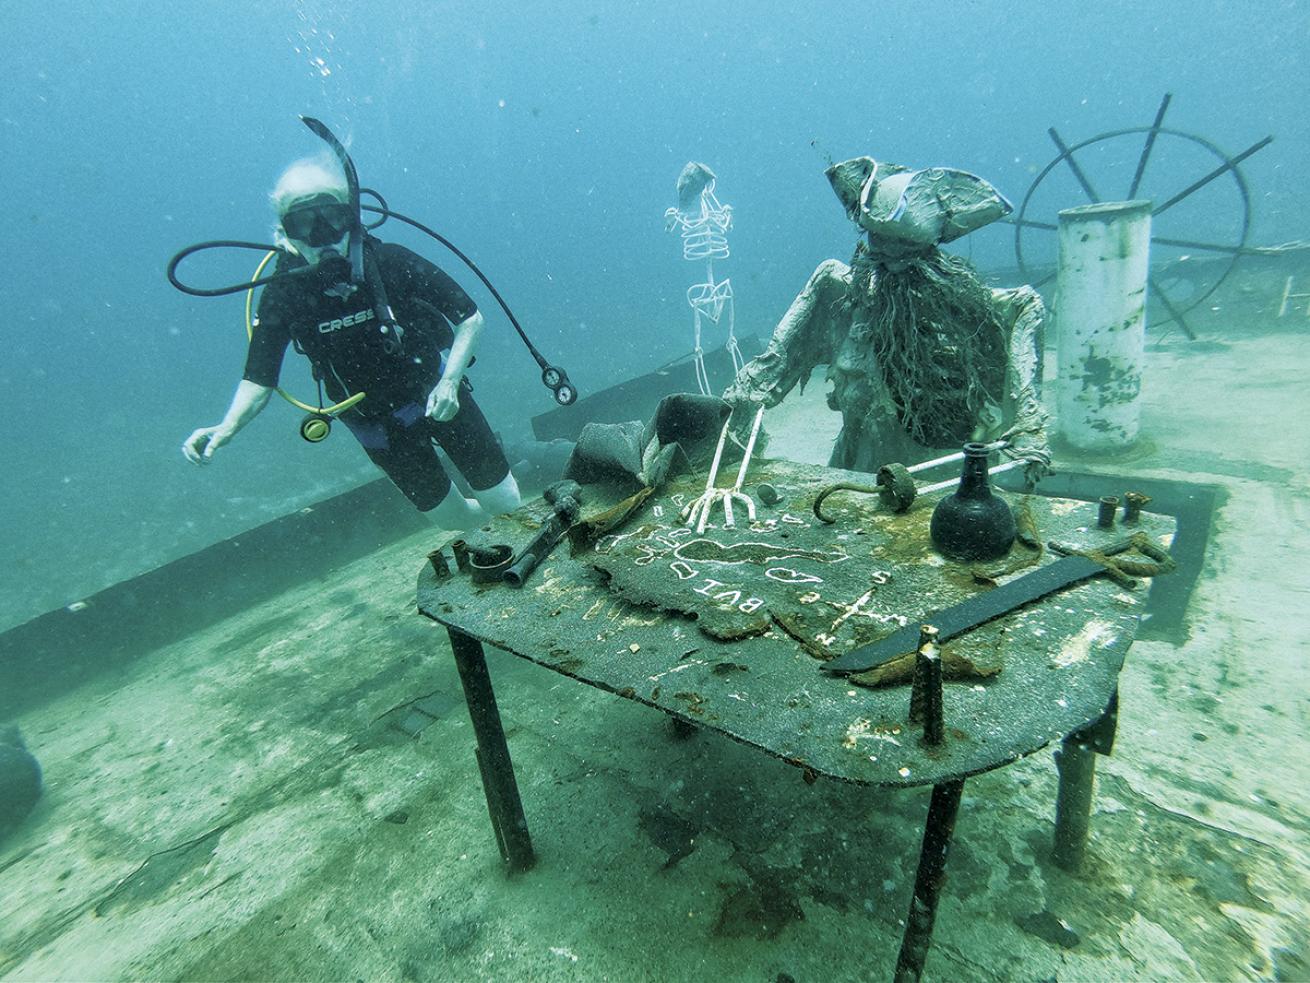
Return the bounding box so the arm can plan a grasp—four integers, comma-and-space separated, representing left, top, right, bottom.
724, 156, 1051, 480
666, 162, 744, 396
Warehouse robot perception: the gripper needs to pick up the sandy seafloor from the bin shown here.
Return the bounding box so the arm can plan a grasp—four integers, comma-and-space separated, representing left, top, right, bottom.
1, 270, 1308, 982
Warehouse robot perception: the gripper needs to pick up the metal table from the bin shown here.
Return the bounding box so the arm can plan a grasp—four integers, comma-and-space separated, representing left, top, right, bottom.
416, 460, 1172, 982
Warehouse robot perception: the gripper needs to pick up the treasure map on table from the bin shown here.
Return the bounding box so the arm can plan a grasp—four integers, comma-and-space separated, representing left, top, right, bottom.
588, 463, 1021, 689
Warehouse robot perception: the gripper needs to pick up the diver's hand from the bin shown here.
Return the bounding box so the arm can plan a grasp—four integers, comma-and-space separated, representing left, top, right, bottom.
426, 378, 461, 422
182, 425, 233, 464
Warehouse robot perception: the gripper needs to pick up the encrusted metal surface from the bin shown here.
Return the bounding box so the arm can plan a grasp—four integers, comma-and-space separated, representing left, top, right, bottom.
417, 460, 1173, 789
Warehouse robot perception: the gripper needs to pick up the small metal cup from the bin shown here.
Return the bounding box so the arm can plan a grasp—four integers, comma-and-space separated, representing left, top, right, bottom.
451, 540, 471, 572
1122, 491, 1150, 524
1097, 496, 1119, 529
427, 549, 451, 579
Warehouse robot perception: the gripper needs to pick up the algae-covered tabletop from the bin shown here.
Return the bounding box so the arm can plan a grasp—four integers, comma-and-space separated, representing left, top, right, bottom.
416, 459, 1173, 789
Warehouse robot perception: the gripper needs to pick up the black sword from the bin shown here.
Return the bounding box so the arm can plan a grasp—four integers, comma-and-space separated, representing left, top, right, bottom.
822, 554, 1107, 675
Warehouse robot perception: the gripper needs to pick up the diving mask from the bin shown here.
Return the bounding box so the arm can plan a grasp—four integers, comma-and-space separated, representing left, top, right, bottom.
280, 194, 355, 248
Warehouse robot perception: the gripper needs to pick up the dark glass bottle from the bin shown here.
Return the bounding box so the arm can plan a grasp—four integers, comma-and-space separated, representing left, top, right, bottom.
929, 442, 1016, 562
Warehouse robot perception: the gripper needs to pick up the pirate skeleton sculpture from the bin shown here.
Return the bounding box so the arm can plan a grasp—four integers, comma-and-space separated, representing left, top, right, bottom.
666, 162, 744, 396
724, 157, 1050, 480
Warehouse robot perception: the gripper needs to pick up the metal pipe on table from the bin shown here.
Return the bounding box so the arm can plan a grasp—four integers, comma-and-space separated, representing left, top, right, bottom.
503, 480, 582, 588
919, 649, 945, 747
1122, 491, 1151, 524
1098, 496, 1120, 529
913, 457, 1025, 496
904, 440, 1009, 477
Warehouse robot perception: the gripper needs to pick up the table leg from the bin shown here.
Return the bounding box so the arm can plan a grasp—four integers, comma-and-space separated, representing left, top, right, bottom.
447, 628, 535, 873
893, 778, 965, 983
1052, 689, 1119, 872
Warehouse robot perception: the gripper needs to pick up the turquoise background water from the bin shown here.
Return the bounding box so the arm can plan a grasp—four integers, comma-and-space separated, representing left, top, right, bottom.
2, 0, 1305, 629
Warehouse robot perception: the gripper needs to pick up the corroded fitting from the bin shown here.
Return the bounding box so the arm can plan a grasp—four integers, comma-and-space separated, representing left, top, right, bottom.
427, 549, 451, 579
469, 544, 514, 584
451, 539, 471, 572
920, 647, 945, 746
1097, 496, 1119, 529
1122, 491, 1151, 524
877, 462, 918, 513
908, 625, 940, 727
908, 623, 945, 746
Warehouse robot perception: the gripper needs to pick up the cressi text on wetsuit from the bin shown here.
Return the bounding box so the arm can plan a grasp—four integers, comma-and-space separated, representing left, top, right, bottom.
243, 238, 510, 510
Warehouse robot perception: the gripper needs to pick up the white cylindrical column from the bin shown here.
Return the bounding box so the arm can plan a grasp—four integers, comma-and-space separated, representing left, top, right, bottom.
1056, 200, 1152, 451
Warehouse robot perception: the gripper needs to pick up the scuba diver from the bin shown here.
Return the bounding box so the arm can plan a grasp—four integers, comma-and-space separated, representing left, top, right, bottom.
175, 118, 576, 529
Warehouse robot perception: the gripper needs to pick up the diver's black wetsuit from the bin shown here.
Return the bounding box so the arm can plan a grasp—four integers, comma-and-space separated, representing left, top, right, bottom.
244, 238, 510, 511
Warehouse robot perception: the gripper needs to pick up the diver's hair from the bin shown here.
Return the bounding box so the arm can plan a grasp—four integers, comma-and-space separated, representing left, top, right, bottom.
269, 154, 348, 216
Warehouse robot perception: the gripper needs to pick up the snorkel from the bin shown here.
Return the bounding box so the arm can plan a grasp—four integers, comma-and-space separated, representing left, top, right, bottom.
298, 115, 366, 285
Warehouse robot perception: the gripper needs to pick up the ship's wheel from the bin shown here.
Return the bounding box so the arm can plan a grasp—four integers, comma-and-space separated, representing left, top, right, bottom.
1013, 94, 1272, 338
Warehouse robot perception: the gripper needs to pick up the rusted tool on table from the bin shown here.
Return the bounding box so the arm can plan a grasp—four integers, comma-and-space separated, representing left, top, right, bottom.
503, 480, 583, 587
813, 442, 1020, 522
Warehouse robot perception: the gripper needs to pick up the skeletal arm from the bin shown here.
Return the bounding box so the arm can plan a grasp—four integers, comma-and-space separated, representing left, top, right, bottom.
987, 285, 1051, 480
722, 258, 850, 408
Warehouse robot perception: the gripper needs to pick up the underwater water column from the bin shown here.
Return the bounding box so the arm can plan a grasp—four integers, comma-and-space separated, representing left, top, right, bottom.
1055, 200, 1152, 450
